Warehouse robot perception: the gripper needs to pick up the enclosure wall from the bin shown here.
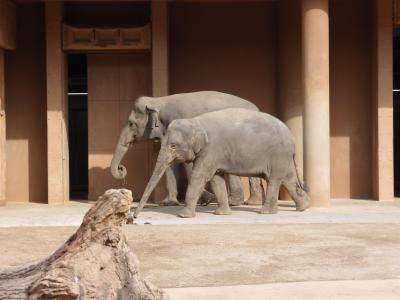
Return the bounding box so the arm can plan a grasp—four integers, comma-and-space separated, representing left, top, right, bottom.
169, 1, 278, 114
329, 0, 373, 199
5, 3, 47, 203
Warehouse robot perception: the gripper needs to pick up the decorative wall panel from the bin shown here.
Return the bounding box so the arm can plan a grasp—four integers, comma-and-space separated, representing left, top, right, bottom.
63, 25, 151, 51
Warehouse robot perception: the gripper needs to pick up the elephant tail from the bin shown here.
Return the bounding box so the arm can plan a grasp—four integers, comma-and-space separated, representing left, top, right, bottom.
293, 155, 309, 196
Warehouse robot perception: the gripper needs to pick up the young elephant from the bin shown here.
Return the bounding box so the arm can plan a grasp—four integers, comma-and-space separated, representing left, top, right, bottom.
134, 108, 310, 219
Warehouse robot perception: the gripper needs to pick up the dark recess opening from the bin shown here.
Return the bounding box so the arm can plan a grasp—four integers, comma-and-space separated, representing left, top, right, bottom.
64, 1, 150, 26
68, 54, 88, 200
394, 28, 400, 197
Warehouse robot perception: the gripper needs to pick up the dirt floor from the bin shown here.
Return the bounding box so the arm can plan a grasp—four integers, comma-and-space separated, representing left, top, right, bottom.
1, 223, 400, 288
166, 280, 400, 300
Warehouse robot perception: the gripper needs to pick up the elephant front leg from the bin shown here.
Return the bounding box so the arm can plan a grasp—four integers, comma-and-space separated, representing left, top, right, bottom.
183, 162, 216, 206
227, 175, 244, 206
162, 164, 180, 206
178, 172, 208, 218
210, 174, 232, 215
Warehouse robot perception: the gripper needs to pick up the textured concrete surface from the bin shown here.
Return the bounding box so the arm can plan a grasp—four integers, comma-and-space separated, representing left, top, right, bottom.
165, 279, 400, 300
1, 199, 400, 227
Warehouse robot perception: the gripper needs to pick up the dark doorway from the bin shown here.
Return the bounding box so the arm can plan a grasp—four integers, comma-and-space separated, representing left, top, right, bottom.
68, 54, 88, 199
394, 28, 400, 196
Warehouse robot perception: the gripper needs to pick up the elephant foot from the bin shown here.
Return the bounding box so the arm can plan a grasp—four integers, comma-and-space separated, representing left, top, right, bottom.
127, 211, 135, 224
245, 194, 263, 205
177, 207, 196, 218
296, 200, 310, 212
260, 206, 278, 214
214, 207, 232, 215
161, 196, 181, 206
199, 191, 216, 206
228, 194, 244, 206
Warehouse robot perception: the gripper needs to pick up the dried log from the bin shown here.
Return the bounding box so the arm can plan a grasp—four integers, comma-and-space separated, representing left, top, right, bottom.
0, 189, 168, 300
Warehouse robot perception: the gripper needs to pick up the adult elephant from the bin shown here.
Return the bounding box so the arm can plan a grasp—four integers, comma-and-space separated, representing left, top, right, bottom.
134, 108, 310, 219
110, 91, 263, 205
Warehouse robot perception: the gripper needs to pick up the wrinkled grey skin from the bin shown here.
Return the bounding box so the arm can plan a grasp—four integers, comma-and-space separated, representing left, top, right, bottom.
134, 108, 310, 219
110, 91, 263, 206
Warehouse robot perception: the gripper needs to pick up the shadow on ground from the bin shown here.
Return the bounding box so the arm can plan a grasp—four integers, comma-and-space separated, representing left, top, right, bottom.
1, 223, 400, 288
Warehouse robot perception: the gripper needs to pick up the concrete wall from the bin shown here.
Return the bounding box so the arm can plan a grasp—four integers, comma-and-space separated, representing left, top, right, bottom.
169, 1, 278, 114
169, 1, 277, 198
329, 0, 373, 199
371, 0, 394, 201
169, 0, 374, 200
5, 3, 47, 203
1, 0, 379, 203
88, 53, 152, 201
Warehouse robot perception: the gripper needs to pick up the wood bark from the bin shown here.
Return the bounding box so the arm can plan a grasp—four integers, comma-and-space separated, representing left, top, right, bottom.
0, 189, 168, 300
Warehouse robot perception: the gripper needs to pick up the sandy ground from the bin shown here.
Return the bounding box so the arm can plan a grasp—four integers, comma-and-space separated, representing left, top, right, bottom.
165, 280, 400, 300
1, 224, 400, 288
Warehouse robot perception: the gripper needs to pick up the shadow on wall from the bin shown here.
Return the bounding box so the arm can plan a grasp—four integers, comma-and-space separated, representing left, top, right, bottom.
5, 3, 47, 203
88, 167, 132, 201
329, 0, 373, 199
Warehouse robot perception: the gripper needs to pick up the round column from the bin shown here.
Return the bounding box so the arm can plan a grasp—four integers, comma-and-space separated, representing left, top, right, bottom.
302, 0, 330, 207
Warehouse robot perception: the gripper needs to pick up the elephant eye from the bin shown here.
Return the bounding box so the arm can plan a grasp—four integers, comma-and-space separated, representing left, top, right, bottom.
170, 143, 177, 149
128, 120, 136, 128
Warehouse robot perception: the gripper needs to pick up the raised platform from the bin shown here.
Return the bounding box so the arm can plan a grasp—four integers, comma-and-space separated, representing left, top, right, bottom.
0, 199, 400, 227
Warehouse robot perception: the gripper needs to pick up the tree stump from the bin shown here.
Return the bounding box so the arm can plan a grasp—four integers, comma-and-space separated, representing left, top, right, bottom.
0, 189, 168, 300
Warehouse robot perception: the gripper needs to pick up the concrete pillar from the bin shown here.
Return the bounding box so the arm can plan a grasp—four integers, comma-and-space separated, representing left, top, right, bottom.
0, 0, 15, 206
151, 0, 169, 202
152, 0, 169, 96
278, 0, 303, 189
372, 0, 393, 200
0, 50, 5, 206
46, 1, 69, 204
302, 0, 330, 206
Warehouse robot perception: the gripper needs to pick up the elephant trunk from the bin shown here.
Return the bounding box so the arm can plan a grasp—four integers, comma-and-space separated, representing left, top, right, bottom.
134, 142, 171, 218
111, 126, 134, 180
110, 143, 129, 180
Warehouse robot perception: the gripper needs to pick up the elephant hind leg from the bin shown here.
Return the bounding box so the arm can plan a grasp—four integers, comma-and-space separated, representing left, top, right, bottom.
282, 167, 310, 212
260, 179, 280, 214
227, 175, 244, 206
246, 177, 264, 205
199, 190, 216, 206
210, 174, 232, 215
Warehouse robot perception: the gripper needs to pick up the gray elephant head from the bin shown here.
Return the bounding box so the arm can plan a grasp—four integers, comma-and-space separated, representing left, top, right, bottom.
134, 119, 208, 218
110, 97, 165, 180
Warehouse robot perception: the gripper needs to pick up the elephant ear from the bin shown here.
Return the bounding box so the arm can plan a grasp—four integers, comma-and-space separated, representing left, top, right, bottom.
191, 121, 208, 154
146, 105, 160, 129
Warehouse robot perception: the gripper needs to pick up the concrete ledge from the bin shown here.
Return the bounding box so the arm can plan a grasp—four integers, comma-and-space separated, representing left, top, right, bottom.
166, 279, 400, 300
1, 199, 400, 227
